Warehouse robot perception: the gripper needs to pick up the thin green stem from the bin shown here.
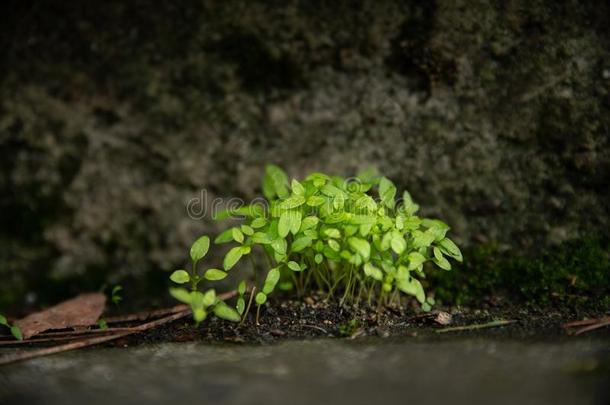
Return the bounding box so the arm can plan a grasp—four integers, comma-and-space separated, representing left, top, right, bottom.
239, 286, 256, 326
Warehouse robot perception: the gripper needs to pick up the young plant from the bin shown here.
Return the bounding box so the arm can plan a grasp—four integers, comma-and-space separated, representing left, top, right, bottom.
111, 285, 123, 306
169, 235, 241, 324
0, 314, 23, 340
214, 165, 463, 313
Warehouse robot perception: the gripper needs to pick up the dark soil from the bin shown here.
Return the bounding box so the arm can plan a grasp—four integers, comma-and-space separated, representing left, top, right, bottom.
108, 293, 610, 348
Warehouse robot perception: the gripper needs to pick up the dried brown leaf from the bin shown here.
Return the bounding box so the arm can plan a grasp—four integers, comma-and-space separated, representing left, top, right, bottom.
14, 293, 106, 339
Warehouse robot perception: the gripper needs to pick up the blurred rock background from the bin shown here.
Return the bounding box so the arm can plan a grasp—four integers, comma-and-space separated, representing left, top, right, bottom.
1, 1, 608, 307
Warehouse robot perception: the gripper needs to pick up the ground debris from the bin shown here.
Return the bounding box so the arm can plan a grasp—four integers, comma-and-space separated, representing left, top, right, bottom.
408, 311, 453, 326
563, 316, 610, 335
435, 319, 516, 333
14, 293, 106, 339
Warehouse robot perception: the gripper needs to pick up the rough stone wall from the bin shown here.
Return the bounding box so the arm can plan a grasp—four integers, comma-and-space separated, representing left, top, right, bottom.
1, 1, 608, 303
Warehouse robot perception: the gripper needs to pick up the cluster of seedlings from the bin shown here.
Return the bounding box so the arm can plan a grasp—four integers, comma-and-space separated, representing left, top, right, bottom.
169, 165, 462, 324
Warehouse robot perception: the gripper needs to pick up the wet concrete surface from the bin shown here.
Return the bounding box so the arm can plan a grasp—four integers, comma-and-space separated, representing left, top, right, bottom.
1, 337, 609, 405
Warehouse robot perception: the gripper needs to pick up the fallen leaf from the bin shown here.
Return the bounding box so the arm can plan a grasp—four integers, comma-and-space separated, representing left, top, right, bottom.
14, 293, 106, 339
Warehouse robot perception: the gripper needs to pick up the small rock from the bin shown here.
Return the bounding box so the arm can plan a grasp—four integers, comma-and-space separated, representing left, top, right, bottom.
376, 327, 390, 338
435, 312, 453, 326
270, 329, 286, 337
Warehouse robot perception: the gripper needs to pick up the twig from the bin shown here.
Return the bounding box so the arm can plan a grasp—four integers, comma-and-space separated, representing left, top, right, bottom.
105, 304, 189, 323
570, 317, 610, 336
0, 310, 190, 366
0, 333, 116, 346
0, 290, 238, 365
562, 317, 607, 328
302, 324, 328, 335
435, 320, 516, 333
0, 305, 193, 342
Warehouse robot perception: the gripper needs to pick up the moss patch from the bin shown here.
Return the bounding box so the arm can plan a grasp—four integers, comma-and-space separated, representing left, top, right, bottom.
430, 236, 610, 308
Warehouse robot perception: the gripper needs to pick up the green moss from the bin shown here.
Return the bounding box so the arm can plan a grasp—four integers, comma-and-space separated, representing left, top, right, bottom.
431, 237, 610, 308
446, 237, 610, 306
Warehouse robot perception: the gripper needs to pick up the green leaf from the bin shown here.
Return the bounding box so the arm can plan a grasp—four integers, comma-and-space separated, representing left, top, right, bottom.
250, 217, 267, 228
301, 216, 320, 230
412, 230, 435, 249
202, 289, 216, 307
11, 326, 23, 341
349, 215, 376, 225
324, 212, 348, 224
255, 292, 267, 305
407, 252, 426, 270
397, 277, 426, 303
292, 236, 312, 252
190, 291, 205, 310
204, 268, 228, 281
214, 204, 265, 220
241, 225, 254, 236
193, 308, 207, 323
169, 287, 192, 304
379, 177, 397, 209
323, 228, 341, 239
0, 314, 8, 326
314, 253, 323, 264
278, 281, 294, 291
263, 267, 281, 294
252, 232, 273, 244
264, 165, 290, 199
232, 227, 244, 244
434, 255, 452, 271
223, 247, 244, 270
348, 237, 370, 261
278, 195, 306, 209
190, 235, 210, 262
287, 261, 302, 271
278, 212, 291, 238
98, 318, 108, 330
291, 179, 305, 196
328, 239, 341, 252
363, 263, 383, 281
271, 238, 287, 254
390, 234, 406, 255
213, 301, 241, 322
238, 280, 247, 295
402, 191, 419, 215
170, 269, 190, 284
236, 297, 246, 315
433, 247, 444, 261
289, 211, 302, 235
306, 195, 326, 206
381, 232, 392, 251
357, 221, 370, 234
438, 238, 463, 262
214, 229, 234, 244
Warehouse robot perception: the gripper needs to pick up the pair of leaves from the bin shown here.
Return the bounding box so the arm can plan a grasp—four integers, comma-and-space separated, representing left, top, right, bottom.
278, 211, 302, 238
0, 314, 22, 340
170, 268, 228, 284
169, 288, 240, 323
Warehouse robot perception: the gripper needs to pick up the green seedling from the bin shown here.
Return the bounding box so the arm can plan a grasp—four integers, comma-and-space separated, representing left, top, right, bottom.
169, 235, 241, 325
339, 319, 362, 337
214, 165, 463, 314
0, 314, 23, 340
111, 285, 123, 306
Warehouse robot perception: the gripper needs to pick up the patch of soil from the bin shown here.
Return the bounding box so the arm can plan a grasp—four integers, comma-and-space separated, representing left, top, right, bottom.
111, 293, 610, 347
